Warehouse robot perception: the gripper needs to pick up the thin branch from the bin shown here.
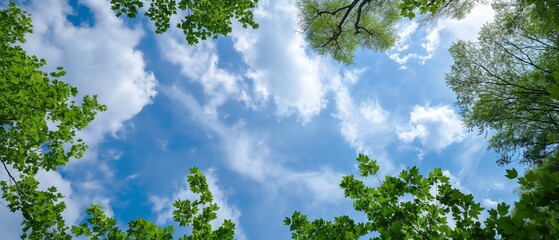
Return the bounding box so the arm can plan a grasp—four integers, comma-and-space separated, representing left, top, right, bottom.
1, 160, 19, 189
354, 0, 371, 34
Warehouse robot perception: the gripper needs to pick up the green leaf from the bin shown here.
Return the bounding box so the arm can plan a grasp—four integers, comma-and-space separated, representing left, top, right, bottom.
505, 168, 518, 179
497, 203, 509, 216
357, 154, 380, 177
549, 85, 559, 100
110, 0, 258, 44
283, 217, 291, 225
31, 72, 42, 83
450, 190, 462, 200
1, 3, 105, 238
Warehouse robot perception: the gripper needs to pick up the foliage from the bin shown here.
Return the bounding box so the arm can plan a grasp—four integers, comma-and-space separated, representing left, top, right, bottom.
496, 158, 559, 238
417, 0, 476, 25
0, 2, 106, 238
3, 1, 558, 240
399, 0, 446, 19
297, 0, 473, 64
72, 167, 236, 240
297, 0, 399, 64
285, 154, 559, 239
523, 0, 559, 41
286, 154, 491, 239
446, 0, 559, 166
0, 3, 237, 239
110, 0, 259, 45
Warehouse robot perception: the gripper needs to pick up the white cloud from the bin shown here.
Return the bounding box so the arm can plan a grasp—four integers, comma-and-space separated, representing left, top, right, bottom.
156, 0, 326, 123
439, 4, 495, 42
220, 129, 344, 205
360, 101, 389, 124
126, 173, 141, 181
310, 67, 397, 174
393, 22, 418, 52
230, 0, 326, 122
490, 182, 505, 191
24, 0, 157, 145
164, 86, 344, 205
330, 69, 391, 153
387, 23, 442, 67
398, 105, 465, 151
222, 133, 273, 182
421, 25, 443, 61
155, 0, 399, 177
157, 0, 351, 203
158, 38, 242, 118
482, 198, 499, 208
157, 139, 169, 151
289, 168, 344, 205
388, 4, 495, 67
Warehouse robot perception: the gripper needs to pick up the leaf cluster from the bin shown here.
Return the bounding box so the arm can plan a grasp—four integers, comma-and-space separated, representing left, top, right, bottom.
446, 0, 559, 166
0, 2, 105, 238
297, 0, 471, 64
72, 167, 235, 240
110, 0, 259, 45
496, 160, 559, 238
286, 155, 483, 239
285, 154, 559, 239
1, 2, 239, 239
399, 0, 446, 19
298, 0, 399, 64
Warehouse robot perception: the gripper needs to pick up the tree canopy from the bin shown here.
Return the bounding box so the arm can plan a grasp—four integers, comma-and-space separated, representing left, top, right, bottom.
2, 0, 559, 239
285, 154, 559, 239
297, 0, 476, 64
0, 2, 236, 239
446, 0, 559, 166
110, 0, 259, 44
297, 0, 400, 64
0, 2, 105, 238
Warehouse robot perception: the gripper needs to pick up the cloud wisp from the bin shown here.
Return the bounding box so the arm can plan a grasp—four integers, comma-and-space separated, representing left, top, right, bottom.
25, 0, 157, 145
387, 4, 495, 68
164, 86, 345, 206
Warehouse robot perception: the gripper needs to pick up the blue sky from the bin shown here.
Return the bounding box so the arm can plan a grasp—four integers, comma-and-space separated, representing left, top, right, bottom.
1, 0, 523, 239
